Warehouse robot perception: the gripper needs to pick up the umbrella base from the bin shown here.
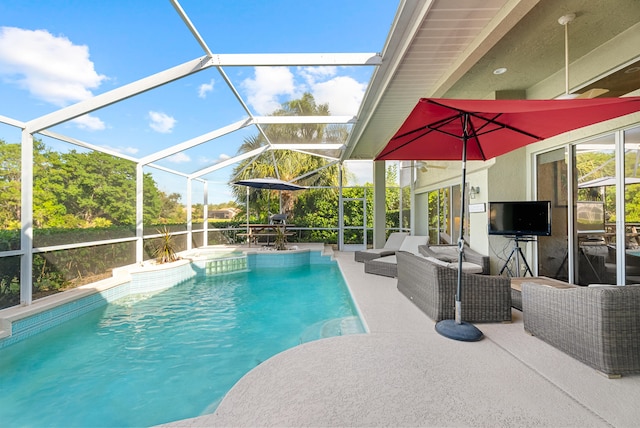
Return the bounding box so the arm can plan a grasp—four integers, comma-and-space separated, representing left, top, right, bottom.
435, 319, 483, 342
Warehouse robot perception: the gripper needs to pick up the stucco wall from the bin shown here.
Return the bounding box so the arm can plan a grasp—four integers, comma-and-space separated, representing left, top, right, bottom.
485, 147, 530, 275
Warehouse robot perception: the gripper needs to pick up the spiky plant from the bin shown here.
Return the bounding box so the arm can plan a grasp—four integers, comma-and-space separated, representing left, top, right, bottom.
274, 225, 288, 250
154, 226, 179, 263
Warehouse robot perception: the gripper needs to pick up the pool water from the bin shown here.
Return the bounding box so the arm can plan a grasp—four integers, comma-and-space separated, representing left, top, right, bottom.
0, 262, 363, 427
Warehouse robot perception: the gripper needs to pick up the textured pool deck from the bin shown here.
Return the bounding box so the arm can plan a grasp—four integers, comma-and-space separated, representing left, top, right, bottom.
163, 249, 640, 427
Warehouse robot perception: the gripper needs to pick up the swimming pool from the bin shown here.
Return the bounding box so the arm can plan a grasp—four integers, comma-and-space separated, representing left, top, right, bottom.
0, 258, 364, 427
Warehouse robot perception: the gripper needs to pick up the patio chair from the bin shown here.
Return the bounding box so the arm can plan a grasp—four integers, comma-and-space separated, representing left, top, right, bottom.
439, 232, 452, 244
269, 213, 287, 225
354, 232, 409, 262
364, 235, 429, 277
396, 251, 511, 322
419, 244, 489, 274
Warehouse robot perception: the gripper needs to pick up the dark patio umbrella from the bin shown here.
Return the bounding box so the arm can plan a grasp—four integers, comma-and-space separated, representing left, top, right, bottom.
376, 97, 640, 341
234, 177, 307, 192
233, 178, 307, 227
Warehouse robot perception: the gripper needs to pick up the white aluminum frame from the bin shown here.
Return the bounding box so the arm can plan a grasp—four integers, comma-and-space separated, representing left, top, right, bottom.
4, 0, 382, 305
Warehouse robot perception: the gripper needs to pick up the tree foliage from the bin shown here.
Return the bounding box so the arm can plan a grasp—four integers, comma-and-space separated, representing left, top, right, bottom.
0, 137, 193, 308
577, 150, 640, 223
0, 139, 185, 230
230, 93, 342, 222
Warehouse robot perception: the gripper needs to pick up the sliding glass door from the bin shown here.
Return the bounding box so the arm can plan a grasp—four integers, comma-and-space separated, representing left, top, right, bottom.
537, 125, 640, 285
536, 148, 568, 280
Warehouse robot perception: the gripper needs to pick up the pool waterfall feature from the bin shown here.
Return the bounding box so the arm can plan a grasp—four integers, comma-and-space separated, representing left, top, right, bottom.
206, 255, 248, 275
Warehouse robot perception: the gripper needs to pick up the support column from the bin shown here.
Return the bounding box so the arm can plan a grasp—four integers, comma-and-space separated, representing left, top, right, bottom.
338, 163, 344, 250
186, 178, 193, 251
20, 130, 33, 305
410, 161, 416, 235
136, 164, 144, 263
203, 181, 208, 247
615, 130, 626, 285
373, 161, 387, 248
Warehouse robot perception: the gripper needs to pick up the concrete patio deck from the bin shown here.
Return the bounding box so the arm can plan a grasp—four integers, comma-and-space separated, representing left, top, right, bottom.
164, 249, 639, 427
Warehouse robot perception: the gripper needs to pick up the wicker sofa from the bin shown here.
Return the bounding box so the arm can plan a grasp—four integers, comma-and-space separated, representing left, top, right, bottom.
522, 283, 640, 377
396, 251, 512, 323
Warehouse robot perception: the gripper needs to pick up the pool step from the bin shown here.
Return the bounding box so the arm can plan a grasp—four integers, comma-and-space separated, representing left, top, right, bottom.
299, 316, 365, 344
206, 256, 248, 275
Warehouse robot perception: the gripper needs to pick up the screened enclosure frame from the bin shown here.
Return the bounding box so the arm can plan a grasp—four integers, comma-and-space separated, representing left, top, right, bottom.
0, 0, 383, 306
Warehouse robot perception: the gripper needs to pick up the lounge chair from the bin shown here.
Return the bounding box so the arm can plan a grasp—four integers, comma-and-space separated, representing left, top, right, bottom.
354, 232, 409, 262
439, 232, 452, 244
364, 235, 429, 277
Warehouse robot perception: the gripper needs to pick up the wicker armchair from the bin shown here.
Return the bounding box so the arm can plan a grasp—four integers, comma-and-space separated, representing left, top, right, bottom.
418, 244, 489, 274
396, 251, 512, 323
522, 283, 640, 377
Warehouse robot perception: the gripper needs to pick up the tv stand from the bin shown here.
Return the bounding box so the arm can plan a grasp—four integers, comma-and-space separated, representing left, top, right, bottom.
499, 236, 534, 277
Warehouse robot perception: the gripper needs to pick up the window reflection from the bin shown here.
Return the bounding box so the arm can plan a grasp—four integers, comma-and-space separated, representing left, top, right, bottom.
575, 135, 615, 285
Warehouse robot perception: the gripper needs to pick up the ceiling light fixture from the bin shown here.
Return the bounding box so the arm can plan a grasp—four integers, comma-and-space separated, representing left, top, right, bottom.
493, 67, 507, 75
556, 13, 609, 99
558, 13, 576, 97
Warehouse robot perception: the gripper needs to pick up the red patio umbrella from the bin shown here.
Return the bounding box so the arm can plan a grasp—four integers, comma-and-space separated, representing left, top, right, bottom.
376, 97, 640, 341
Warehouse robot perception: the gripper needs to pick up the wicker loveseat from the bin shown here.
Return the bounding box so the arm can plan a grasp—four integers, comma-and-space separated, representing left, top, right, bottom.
522, 283, 640, 377
396, 251, 512, 323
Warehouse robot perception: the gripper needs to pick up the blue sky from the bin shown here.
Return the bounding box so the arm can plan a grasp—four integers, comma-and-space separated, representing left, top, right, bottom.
0, 0, 398, 203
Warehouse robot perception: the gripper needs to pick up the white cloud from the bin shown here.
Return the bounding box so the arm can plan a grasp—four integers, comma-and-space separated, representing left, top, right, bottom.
344, 160, 373, 185
197, 153, 232, 165
241, 67, 297, 114
0, 26, 107, 106
311, 75, 366, 116
198, 79, 214, 98
148, 111, 176, 133
167, 152, 191, 163
299, 66, 337, 84
104, 145, 138, 155
241, 66, 365, 116
71, 114, 105, 131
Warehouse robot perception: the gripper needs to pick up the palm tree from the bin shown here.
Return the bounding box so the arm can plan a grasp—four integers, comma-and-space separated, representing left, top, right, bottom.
231, 93, 343, 220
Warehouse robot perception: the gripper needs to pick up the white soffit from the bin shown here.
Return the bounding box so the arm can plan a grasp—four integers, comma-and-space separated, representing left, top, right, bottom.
345, 0, 526, 161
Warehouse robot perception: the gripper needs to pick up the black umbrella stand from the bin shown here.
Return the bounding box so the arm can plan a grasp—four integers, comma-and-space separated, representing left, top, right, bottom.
434, 113, 483, 342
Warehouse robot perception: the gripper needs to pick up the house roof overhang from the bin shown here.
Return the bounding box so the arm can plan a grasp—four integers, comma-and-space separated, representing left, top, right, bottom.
345, 0, 640, 162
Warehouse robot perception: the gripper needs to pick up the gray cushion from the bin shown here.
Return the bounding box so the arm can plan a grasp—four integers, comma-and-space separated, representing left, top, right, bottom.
431, 246, 459, 263
452, 261, 484, 274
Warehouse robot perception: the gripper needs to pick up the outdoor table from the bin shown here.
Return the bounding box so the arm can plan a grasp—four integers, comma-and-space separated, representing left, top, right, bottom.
238, 224, 294, 247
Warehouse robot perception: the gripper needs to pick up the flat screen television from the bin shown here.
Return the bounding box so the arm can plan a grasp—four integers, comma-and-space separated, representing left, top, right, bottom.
488, 201, 552, 236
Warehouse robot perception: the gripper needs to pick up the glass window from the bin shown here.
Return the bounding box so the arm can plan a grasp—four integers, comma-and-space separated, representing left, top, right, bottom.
537, 148, 568, 280
574, 135, 615, 285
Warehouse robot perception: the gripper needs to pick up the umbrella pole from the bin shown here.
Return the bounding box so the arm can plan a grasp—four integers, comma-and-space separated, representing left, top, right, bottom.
435, 113, 483, 342
246, 187, 250, 235
455, 135, 467, 325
